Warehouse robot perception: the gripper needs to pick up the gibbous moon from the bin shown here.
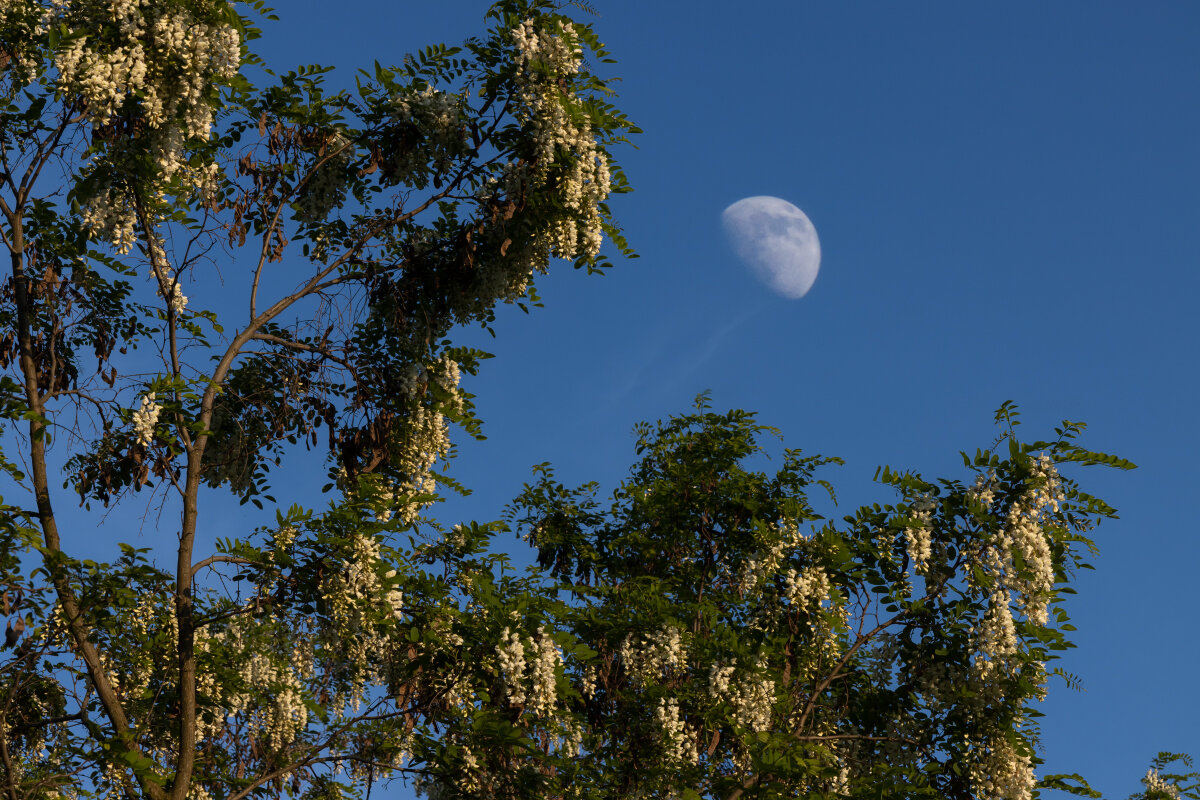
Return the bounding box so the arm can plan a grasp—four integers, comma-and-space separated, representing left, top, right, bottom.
721, 196, 821, 299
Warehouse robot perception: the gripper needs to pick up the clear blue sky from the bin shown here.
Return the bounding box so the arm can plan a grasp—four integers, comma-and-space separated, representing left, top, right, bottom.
87, 2, 1200, 796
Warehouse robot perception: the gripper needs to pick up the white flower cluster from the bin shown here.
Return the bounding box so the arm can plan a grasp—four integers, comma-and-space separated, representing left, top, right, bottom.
387, 87, 466, 184
828, 759, 851, 796
965, 733, 1035, 800
708, 658, 776, 733
457, 744, 482, 792
709, 663, 735, 696
1144, 768, 1182, 800
193, 632, 225, 742
0, 2, 55, 81
497, 627, 527, 705
509, 19, 611, 260
784, 565, 831, 610
395, 362, 423, 397
495, 626, 563, 716
737, 520, 807, 595
131, 392, 161, 446
982, 455, 1064, 626
235, 651, 307, 749
52, 3, 240, 135
561, 720, 584, 758
442, 523, 469, 551
953, 459, 1066, 800
145, 235, 188, 314
79, 185, 140, 254
373, 482, 397, 522
438, 671, 473, 717
44, 1, 239, 250
431, 612, 463, 648
273, 525, 297, 555
215, 618, 311, 750
91, 595, 178, 756
385, 570, 404, 619
654, 697, 699, 765
529, 629, 563, 717
616, 624, 687, 686
381, 355, 465, 524
911, 656, 964, 714
904, 493, 936, 574
970, 589, 1019, 686
317, 533, 402, 685
394, 86, 460, 130
327, 534, 402, 622
970, 470, 1000, 508
580, 665, 598, 699
168, 282, 187, 314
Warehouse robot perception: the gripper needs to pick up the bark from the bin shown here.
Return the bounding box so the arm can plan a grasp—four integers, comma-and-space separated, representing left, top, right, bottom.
7, 216, 167, 800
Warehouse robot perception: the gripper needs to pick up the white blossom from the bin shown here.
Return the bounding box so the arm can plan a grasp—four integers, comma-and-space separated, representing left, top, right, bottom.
378, 354, 465, 524
904, 493, 936, 574
966, 733, 1035, 800
784, 565, 830, 609
528, 627, 563, 717
508, 18, 610, 261
971, 589, 1019, 684
386, 87, 466, 185
738, 520, 807, 595
384, 569, 404, 620
1144, 768, 1182, 800
709, 657, 775, 733
617, 624, 687, 686
580, 666, 597, 699
317, 532, 402, 681
970, 470, 999, 508
654, 697, 699, 765
168, 281, 187, 315
981, 455, 1064, 626
497, 627, 527, 705
43, 1, 241, 250
708, 663, 735, 697
132, 392, 161, 446
829, 762, 851, 796
274, 525, 297, 553
216, 618, 311, 750
495, 625, 562, 717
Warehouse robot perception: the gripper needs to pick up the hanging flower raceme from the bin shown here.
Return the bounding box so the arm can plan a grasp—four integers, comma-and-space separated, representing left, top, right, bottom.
32, 0, 241, 251
617, 624, 687, 687
497, 627, 528, 706
495, 625, 563, 717
508, 17, 611, 261
904, 493, 936, 573
654, 697, 699, 765
131, 392, 161, 446
707, 657, 776, 734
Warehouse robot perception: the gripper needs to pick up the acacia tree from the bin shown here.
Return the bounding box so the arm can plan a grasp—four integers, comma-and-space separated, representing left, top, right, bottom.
0, 0, 635, 797
0, 2, 1192, 800
499, 402, 1195, 800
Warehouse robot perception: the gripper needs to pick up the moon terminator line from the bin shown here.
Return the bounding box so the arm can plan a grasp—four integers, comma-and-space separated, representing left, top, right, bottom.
722, 196, 821, 299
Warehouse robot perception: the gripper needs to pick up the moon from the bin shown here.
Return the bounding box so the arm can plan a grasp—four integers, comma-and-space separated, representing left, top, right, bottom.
721, 196, 821, 299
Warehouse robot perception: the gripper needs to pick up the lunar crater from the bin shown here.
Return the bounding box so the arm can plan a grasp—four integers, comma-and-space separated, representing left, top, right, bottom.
722, 196, 821, 299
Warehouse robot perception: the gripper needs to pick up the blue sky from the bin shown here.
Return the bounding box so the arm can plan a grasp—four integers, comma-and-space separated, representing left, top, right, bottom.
253, 1, 1200, 796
